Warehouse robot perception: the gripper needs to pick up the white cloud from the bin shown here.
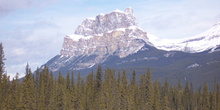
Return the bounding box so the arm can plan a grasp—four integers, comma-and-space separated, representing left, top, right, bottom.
12, 48, 26, 56
0, 0, 60, 16
1, 19, 64, 79
135, 0, 220, 39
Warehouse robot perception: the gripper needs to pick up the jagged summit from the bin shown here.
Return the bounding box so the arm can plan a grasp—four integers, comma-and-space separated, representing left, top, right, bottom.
52, 8, 152, 71
125, 7, 134, 16
73, 7, 138, 37
61, 8, 151, 57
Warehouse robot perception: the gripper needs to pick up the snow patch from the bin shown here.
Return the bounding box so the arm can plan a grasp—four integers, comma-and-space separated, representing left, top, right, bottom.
87, 17, 95, 20
89, 63, 95, 68
113, 9, 125, 14
164, 52, 175, 57
187, 63, 200, 69
67, 34, 93, 41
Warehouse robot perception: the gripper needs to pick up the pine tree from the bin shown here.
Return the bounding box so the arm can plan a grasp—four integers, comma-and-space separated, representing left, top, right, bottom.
196, 85, 203, 110
120, 70, 128, 109
35, 67, 40, 109
145, 69, 153, 110
163, 95, 170, 110
79, 77, 86, 109
94, 65, 102, 109
69, 70, 76, 109
189, 82, 194, 110
48, 72, 56, 110
152, 80, 161, 110
202, 82, 210, 110
0, 43, 5, 79
182, 82, 190, 109
129, 70, 137, 110
39, 78, 45, 110
216, 82, 220, 110
1, 74, 11, 110
115, 71, 121, 109
65, 72, 71, 109
74, 72, 81, 110
6, 73, 20, 109
176, 77, 183, 110
138, 74, 145, 109
0, 43, 6, 109
20, 64, 37, 109
56, 71, 67, 110
85, 72, 94, 109
161, 77, 169, 110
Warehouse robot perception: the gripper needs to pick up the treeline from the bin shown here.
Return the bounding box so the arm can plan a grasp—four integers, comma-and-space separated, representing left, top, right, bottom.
0, 43, 220, 110
0, 65, 219, 110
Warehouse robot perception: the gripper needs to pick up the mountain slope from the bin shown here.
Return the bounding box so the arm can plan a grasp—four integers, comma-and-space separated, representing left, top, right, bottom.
48, 8, 152, 72
42, 8, 220, 89
148, 22, 220, 53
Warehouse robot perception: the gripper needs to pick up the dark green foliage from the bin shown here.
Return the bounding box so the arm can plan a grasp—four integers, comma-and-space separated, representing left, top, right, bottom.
0, 53, 219, 110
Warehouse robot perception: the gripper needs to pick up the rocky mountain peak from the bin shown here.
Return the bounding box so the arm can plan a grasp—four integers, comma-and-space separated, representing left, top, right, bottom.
57, 8, 151, 70
125, 7, 134, 16
74, 7, 138, 37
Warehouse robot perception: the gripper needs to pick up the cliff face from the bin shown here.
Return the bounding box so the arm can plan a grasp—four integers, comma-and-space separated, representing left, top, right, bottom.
74, 7, 137, 36
47, 8, 153, 71
60, 7, 151, 59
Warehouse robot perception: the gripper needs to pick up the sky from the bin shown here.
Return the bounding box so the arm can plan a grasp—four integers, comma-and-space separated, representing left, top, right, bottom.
0, 0, 220, 79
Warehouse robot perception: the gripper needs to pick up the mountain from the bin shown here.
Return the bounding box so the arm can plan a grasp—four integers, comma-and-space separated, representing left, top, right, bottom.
148, 22, 220, 53
43, 8, 220, 89
48, 7, 152, 72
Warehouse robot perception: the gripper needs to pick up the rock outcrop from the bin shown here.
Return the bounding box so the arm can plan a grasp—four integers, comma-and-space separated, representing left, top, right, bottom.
51, 8, 152, 71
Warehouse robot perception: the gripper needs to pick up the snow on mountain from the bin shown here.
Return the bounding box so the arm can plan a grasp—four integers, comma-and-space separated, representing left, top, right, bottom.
45, 7, 220, 72
48, 8, 152, 71
148, 22, 220, 53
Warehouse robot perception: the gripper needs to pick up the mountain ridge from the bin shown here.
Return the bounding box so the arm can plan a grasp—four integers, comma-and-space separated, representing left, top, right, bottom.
149, 22, 220, 53
41, 8, 220, 89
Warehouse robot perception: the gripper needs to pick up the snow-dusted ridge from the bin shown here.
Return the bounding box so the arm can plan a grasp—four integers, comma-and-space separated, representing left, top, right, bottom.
45, 7, 220, 73
148, 22, 220, 53
58, 7, 152, 70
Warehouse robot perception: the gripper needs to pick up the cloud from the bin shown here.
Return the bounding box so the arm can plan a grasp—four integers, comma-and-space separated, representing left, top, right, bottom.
135, 0, 220, 38
0, 0, 60, 16
0, 20, 64, 79
13, 48, 26, 56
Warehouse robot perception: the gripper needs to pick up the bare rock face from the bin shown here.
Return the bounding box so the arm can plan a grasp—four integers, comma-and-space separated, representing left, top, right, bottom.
53, 8, 152, 71
74, 8, 138, 36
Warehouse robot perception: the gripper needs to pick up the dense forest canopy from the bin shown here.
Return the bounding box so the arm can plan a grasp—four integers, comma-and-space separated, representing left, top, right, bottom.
0, 43, 219, 110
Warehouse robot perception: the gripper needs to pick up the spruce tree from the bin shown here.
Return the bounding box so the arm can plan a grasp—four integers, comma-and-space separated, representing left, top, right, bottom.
85, 73, 94, 109
120, 70, 128, 109
0, 43, 5, 79
182, 82, 190, 109
145, 69, 153, 110
20, 64, 37, 109
202, 82, 210, 110
1, 74, 11, 110
152, 80, 161, 110
163, 95, 170, 110
216, 83, 220, 110
74, 72, 81, 110
0, 43, 6, 109
94, 65, 102, 109
56, 71, 67, 110
69, 70, 76, 109
129, 70, 137, 110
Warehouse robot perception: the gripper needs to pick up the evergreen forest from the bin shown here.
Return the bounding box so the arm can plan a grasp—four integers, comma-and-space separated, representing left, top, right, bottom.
0, 43, 220, 110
